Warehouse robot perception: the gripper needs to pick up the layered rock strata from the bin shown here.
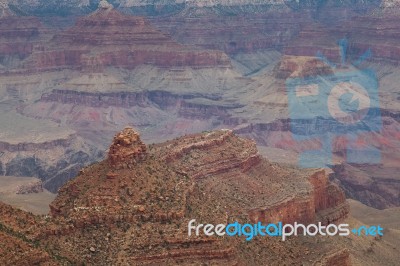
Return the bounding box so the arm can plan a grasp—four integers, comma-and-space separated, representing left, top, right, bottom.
23, 7, 230, 73
41, 128, 350, 264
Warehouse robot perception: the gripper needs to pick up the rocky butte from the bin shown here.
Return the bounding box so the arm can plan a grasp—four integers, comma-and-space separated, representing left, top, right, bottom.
23, 2, 230, 73
3, 127, 398, 265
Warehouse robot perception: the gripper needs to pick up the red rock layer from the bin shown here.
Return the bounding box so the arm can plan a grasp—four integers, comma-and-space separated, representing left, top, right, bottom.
161, 130, 348, 226
345, 14, 400, 63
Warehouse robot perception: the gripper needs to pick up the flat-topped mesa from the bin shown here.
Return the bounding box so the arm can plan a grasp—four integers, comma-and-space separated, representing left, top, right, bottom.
108, 127, 147, 169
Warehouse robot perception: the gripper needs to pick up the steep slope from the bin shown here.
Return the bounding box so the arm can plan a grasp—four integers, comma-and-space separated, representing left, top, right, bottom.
0, 201, 59, 264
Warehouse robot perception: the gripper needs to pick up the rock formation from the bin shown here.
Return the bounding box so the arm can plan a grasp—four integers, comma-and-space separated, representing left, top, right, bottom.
108, 127, 147, 169
0, 176, 43, 194
15, 180, 43, 194
1, 128, 400, 264
0, 5, 397, 266
0, 128, 356, 265
23, 7, 230, 73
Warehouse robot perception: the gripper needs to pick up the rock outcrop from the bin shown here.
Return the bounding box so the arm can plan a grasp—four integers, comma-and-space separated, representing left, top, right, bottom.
108, 127, 147, 169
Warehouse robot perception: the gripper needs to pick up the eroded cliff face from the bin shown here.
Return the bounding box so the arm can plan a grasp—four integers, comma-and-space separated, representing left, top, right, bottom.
22, 83, 242, 148
4, 128, 400, 265
0, 128, 345, 265
247, 169, 349, 226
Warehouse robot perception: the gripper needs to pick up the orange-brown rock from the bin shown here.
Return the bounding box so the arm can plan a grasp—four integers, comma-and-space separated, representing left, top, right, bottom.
108, 127, 147, 169
0, 128, 356, 265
